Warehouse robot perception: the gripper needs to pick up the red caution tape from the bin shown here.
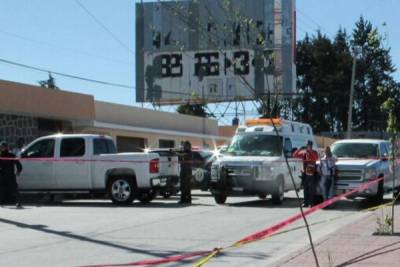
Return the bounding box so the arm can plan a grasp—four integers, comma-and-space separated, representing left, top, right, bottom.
82, 251, 211, 267
235, 177, 383, 245
83, 177, 383, 267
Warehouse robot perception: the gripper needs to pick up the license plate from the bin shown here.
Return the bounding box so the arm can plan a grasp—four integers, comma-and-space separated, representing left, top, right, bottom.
232, 187, 244, 192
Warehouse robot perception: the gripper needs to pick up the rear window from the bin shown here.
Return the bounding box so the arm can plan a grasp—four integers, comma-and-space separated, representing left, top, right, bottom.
93, 138, 117, 155
60, 138, 85, 157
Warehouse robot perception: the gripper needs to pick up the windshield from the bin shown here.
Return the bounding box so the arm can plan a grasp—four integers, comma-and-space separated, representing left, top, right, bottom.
225, 134, 282, 156
331, 143, 379, 158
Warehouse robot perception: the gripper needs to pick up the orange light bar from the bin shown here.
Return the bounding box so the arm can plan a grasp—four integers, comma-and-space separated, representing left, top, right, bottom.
245, 118, 282, 127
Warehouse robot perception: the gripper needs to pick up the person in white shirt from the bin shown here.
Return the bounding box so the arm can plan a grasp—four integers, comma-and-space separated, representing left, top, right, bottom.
319, 146, 337, 201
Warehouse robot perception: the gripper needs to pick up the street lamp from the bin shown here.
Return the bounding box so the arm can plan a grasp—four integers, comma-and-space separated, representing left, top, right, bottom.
346, 46, 362, 139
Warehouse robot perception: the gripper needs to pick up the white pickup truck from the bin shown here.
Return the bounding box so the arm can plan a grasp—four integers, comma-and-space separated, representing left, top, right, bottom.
331, 139, 400, 202
17, 134, 179, 204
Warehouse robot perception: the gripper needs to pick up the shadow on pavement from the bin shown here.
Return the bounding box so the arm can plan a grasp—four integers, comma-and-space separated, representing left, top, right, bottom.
15, 199, 214, 209
335, 240, 400, 267
227, 197, 393, 212
0, 217, 187, 259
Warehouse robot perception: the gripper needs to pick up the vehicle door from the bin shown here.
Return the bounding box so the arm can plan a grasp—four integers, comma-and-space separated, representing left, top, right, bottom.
378, 142, 391, 189
283, 137, 301, 190
385, 142, 400, 189
18, 138, 56, 189
54, 137, 90, 189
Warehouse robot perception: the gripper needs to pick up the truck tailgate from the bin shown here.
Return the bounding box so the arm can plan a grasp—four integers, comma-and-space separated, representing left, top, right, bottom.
152, 151, 180, 177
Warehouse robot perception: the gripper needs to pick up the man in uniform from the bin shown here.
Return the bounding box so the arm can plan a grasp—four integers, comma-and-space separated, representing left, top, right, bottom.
0, 141, 23, 208
178, 141, 193, 204
293, 140, 319, 207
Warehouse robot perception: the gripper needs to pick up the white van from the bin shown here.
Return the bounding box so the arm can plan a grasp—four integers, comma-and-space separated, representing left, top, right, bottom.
210, 118, 317, 205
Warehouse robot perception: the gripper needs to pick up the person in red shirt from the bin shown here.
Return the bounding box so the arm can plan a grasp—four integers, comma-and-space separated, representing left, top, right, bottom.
293, 140, 319, 207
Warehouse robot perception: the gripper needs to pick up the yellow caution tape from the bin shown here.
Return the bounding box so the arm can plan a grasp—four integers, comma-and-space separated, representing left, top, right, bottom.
194, 193, 400, 267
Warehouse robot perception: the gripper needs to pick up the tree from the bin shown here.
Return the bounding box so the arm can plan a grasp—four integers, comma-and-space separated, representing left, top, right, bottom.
293, 17, 399, 134
176, 103, 209, 117
294, 31, 352, 133
351, 16, 397, 131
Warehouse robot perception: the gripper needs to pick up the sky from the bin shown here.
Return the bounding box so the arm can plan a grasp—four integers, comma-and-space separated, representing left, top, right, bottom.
0, 0, 399, 123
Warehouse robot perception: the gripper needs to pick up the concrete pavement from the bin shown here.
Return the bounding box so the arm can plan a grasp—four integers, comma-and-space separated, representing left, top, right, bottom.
0, 191, 375, 267
276, 203, 400, 267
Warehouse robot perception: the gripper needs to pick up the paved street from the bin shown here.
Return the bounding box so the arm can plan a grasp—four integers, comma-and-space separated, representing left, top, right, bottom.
0, 191, 379, 267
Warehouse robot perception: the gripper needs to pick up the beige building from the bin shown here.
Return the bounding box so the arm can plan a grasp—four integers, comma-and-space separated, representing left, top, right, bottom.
0, 79, 230, 151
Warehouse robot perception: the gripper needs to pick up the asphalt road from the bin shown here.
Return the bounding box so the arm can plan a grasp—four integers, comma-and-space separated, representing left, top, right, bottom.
0, 191, 381, 267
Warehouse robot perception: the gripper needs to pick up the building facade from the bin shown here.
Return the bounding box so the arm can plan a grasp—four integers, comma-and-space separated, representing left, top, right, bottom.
0, 80, 230, 151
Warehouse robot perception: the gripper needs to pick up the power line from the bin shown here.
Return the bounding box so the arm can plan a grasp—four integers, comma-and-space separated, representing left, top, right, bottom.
75, 0, 134, 55
297, 8, 332, 36
0, 57, 133, 89
0, 29, 133, 65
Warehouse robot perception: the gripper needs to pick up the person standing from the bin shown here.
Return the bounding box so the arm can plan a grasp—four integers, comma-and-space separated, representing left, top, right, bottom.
178, 141, 193, 204
12, 137, 25, 156
319, 146, 337, 201
293, 141, 319, 207
0, 141, 23, 208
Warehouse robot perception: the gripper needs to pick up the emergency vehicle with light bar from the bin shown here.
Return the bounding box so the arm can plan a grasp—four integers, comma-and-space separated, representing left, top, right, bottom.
17, 134, 179, 204
210, 118, 317, 204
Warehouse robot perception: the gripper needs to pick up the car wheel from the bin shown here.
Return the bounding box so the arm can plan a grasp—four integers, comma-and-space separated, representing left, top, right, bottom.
368, 180, 384, 204
138, 190, 156, 203
161, 191, 172, 198
108, 177, 136, 205
213, 191, 227, 204
258, 194, 267, 199
271, 178, 284, 205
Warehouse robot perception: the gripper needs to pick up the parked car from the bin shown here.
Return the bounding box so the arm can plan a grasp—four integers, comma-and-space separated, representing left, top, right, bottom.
146, 148, 180, 197
330, 139, 400, 203
17, 134, 179, 204
191, 149, 219, 191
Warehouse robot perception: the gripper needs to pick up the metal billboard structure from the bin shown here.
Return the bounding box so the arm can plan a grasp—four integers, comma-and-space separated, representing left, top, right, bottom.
136, 0, 296, 105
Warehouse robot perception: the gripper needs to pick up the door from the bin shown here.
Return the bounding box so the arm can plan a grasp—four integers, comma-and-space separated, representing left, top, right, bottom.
19, 138, 56, 189
55, 137, 90, 189
284, 137, 301, 190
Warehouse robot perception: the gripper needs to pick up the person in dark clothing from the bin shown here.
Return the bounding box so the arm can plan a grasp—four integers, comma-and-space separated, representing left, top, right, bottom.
0, 141, 23, 207
178, 141, 193, 204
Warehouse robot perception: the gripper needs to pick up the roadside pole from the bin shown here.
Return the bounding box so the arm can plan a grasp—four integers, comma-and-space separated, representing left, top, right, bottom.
346, 53, 357, 139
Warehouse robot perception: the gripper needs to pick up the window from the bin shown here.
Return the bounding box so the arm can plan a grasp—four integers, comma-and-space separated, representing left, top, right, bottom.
226, 134, 282, 156
60, 138, 85, 157
380, 142, 389, 157
117, 136, 147, 152
94, 139, 117, 155
159, 139, 175, 148
284, 138, 293, 154
332, 143, 379, 158
22, 139, 55, 158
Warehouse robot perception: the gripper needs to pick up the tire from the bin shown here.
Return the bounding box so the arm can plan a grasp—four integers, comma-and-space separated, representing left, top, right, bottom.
271, 177, 284, 205
213, 191, 227, 204
368, 180, 384, 204
258, 194, 267, 199
161, 191, 172, 199
108, 177, 136, 205
138, 190, 156, 203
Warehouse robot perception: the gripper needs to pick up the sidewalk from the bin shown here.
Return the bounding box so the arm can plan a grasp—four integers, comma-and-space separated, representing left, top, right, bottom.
275, 204, 400, 267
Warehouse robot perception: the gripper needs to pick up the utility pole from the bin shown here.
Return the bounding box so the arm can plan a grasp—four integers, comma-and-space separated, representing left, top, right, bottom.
346, 47, 360, 139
